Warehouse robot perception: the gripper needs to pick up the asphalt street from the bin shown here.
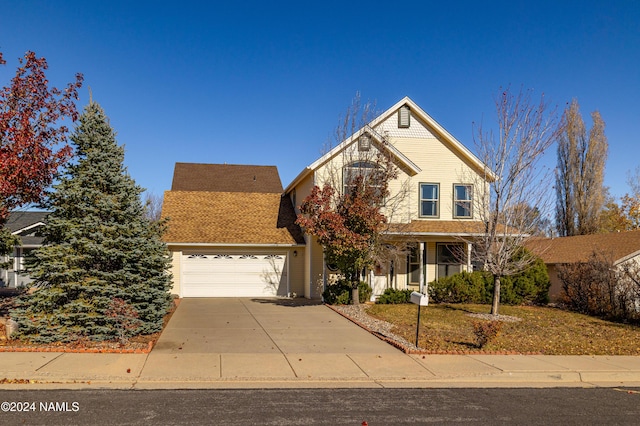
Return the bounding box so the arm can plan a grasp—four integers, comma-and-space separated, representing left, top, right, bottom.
1, 388, 639, 425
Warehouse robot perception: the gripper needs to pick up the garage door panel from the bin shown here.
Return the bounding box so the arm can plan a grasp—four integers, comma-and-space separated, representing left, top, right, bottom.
182, 252, 287, 297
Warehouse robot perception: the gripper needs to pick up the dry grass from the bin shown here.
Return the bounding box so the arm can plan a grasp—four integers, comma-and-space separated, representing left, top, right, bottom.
366, 303, 640, 355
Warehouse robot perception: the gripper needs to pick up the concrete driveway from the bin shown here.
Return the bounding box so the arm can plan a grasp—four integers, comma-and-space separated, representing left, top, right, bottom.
138, 298, 424, 383
150, 298, 399, 354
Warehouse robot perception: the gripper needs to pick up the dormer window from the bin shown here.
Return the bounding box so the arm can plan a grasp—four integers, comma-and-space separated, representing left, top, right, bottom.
398, 105, 410, 128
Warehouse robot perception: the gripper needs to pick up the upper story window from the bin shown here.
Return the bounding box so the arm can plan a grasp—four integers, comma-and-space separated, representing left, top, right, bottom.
453, 184, 473, 218
419, 183, 439, 217
343, 161, 383, 198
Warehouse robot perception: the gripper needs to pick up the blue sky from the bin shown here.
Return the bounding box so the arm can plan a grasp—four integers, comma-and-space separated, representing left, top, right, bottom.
2, 1, 639, 200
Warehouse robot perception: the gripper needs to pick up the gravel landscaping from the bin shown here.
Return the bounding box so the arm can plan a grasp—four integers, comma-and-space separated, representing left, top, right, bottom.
330, 304, 420, 351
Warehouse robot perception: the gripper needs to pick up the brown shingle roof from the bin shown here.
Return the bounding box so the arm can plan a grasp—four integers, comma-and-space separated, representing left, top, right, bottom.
171, 163, 283, 193
161, 191, 304, 245
525, 230, 640, 265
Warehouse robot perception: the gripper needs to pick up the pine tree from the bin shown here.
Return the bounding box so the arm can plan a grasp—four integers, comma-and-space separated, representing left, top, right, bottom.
10, 102, 172, 343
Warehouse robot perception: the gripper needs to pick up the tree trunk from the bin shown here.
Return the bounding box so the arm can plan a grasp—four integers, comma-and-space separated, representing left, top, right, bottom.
491, 275, 501, 315
351, 287, 360, 305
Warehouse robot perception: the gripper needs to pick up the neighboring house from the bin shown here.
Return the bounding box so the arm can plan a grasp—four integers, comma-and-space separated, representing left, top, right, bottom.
0, 211, 47, 288
162, 97, 495, 299
526, 230, 640, 302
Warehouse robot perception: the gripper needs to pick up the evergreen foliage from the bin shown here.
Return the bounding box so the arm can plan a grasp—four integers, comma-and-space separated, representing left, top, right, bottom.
376, 288, 413, 304
428, 251, 550, 305
10, 102, 172, 343
322, 280, 372, 305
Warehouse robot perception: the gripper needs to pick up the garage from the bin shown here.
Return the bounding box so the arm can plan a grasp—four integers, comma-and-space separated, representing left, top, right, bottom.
181, 252, 288, 297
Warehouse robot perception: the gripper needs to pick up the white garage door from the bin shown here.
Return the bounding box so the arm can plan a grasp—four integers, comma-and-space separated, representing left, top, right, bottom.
181, 253, 287, 297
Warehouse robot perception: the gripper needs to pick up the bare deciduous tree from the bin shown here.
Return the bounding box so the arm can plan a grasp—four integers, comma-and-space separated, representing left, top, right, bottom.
143, 192, 164, 222
555, 99, 608, 236
464, 87, 558, 315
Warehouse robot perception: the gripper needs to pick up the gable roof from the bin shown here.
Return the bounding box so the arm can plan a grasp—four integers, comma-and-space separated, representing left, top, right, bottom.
5, 211, 48, 247
526, 230, 640, 265
284, 96, 495, 193
161, 191, 304, 245
171, 163, 283, 193
5, 211, 48, 233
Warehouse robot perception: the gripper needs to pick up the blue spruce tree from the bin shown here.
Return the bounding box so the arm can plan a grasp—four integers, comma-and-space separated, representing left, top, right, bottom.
11, 102, 172, 343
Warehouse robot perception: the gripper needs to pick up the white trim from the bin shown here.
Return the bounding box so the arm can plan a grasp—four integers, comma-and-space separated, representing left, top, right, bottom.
11, 221, 46, 235
614, 250, 640, 266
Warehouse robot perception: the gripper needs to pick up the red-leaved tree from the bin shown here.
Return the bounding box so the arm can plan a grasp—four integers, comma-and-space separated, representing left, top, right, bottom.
297, 145, 398, 304
0, 51, 83, 224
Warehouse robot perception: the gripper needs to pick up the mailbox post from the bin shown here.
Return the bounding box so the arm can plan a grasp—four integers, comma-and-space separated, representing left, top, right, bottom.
410, 291, 428, 348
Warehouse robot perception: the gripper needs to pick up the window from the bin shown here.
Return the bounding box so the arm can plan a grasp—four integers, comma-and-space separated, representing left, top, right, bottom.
437, 243, 464, 278
420, 183, 439, 217
343, 161, 382, 197
408, 245, 420, 286
453, 184, 472, 218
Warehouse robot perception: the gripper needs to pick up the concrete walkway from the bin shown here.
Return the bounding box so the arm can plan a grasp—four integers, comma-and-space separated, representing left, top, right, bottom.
1, 298, 640, 389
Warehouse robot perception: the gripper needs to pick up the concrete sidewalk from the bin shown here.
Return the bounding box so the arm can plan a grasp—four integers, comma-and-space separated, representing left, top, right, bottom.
1, 352, 640, 389
1, 299, 640, 389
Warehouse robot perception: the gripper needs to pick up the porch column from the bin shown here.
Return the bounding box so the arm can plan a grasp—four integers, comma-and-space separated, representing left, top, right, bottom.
466, 242, 472, 272
418, 242, 425, 294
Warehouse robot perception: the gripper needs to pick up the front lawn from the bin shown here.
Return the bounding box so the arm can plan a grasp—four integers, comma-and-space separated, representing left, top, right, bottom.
365, 303, 640, 355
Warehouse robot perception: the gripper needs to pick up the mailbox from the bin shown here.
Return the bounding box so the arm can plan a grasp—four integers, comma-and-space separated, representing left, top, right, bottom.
410, 291, 428, 306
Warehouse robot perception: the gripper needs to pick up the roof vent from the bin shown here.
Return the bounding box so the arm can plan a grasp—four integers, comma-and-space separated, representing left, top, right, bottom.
398, 105, 410, 128
358, 134, 371, 151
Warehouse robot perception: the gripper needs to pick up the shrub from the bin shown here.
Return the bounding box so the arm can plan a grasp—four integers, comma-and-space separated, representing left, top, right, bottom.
358, 281, 373, 303
472, 320, 503, 348
322, 280, 351, 305
377, 288, 413, 304
428, 253, 550, 306
500, 251, 551, 305
428, 271, 492, 304
323, 280, 372, 305
558, 251, 640, 322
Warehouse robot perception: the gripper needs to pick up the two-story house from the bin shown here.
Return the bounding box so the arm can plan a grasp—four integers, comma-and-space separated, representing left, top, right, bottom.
284, 97, 493, 299
161, 97, 493, 299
